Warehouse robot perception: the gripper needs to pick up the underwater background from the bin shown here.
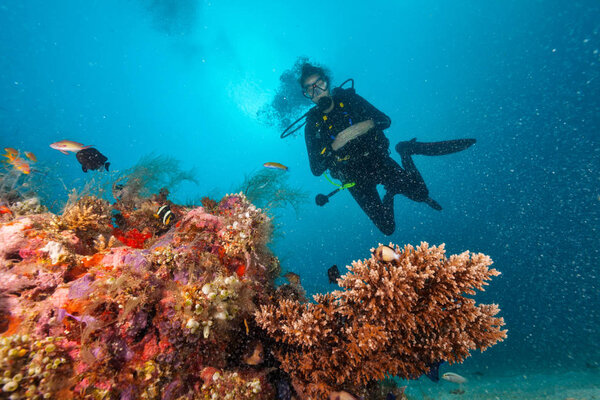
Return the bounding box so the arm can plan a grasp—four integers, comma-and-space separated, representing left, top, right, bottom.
1, 0, 598, 396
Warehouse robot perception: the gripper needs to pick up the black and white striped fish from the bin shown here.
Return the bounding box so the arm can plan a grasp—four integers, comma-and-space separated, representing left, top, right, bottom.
155, 205, 174, 225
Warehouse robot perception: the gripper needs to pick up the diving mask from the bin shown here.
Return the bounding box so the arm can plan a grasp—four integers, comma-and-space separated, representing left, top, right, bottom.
303, 76, 328, 99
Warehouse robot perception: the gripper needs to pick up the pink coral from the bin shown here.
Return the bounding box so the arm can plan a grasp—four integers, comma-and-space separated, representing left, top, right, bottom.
0, 217, 31, 264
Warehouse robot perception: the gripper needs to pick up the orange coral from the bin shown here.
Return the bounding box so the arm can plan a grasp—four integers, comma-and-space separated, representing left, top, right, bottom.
255, 242, 507, 398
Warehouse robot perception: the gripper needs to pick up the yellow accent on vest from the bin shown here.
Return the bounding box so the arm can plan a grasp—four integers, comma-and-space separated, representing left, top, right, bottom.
336, 155, 351, 162
339, 102, 344, 107
329, 125, 333, 130
322, 115, 328, 121
320, 147, 327, 155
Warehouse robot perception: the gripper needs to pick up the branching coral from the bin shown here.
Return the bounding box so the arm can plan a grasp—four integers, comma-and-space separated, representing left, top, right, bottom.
254, 242, 507, 398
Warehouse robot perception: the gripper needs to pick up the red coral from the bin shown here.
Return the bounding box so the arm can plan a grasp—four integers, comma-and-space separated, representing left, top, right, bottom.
112, 228, 151, 249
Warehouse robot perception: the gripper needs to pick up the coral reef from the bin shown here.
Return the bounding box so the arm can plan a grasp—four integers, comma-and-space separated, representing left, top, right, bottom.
0, 191, 283, 399
255, 242, 507, 399
1, 181, 505, 400
55, 196, 113, 242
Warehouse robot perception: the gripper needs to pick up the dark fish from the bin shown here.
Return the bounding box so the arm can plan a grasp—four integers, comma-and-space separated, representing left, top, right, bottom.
328, 265, 341, 284
156, 205, 174, 225
75, 148, 110, 172
424, 360, 444, 382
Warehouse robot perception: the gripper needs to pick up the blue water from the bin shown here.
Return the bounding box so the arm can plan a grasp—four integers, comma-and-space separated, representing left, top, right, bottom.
1, 0, 598, 379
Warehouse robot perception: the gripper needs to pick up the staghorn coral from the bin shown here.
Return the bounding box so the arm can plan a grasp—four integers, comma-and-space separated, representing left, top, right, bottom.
255, 242, 507, 399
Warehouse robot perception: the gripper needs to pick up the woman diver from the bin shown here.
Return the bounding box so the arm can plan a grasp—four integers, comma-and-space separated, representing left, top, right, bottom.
299, 62, 476, 236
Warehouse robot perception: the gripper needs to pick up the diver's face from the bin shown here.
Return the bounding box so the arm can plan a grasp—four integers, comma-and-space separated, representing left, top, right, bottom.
303, 74, 330, 104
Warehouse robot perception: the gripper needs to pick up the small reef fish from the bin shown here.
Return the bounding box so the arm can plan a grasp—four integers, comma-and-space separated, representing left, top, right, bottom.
373, 244, 399, 262
283, 272, 301, 285
76, 148, 110, 172
50, 140, 92, 155
24, 151, 37, 162
263, 162, 288, 171
328, 265, 341, 284
4, 148, 18, 158
442, 372, 468, 384
9, 157, 31, 174
243, 341, 264, 366
155, 205, 174, 225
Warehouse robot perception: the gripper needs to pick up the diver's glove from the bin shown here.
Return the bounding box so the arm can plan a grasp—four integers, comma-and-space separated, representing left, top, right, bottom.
319, 146, 336, 168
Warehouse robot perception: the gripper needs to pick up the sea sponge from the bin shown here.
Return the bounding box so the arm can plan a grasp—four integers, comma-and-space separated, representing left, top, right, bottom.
11, 197, 47, 216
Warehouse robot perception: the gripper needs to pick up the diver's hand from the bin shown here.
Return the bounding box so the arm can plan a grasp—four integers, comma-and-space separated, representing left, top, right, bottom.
332, 120, 375, 151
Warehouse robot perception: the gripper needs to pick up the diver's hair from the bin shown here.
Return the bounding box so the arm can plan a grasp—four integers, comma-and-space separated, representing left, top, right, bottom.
298, 62, 331, 88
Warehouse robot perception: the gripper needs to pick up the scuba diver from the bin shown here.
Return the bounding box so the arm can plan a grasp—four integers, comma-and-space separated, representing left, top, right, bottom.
297, 62, 476, 235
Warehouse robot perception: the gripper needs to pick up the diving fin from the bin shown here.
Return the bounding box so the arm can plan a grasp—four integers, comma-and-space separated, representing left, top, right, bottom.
396, 138, 476, 157
424, 197, 442, 211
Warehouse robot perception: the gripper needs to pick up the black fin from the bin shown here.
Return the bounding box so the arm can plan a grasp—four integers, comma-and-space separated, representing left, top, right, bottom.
396, 138, 476, 156
82, 165, 88, 172
424, 197, 442, 211
105, 162, 110, 171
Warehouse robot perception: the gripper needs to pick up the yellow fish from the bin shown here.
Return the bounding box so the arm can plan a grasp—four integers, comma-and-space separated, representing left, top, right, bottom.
263, 162, 288, 171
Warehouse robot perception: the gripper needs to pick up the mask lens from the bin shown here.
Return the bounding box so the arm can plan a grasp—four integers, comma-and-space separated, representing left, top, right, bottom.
303, 77, 327, 98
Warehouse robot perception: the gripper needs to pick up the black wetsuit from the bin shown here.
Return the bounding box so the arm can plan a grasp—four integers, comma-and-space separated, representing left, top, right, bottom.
304, 87, 430, 235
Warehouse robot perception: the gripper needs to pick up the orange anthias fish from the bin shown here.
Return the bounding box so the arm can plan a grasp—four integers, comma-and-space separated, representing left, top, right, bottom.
8, 157, 31, 174
0, 206, 12, 214
24, 151, 37, 162
50, 140, 92, 155
4, 148, 18, 158
2, 149, 18, 162
263, 162, 288, 171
